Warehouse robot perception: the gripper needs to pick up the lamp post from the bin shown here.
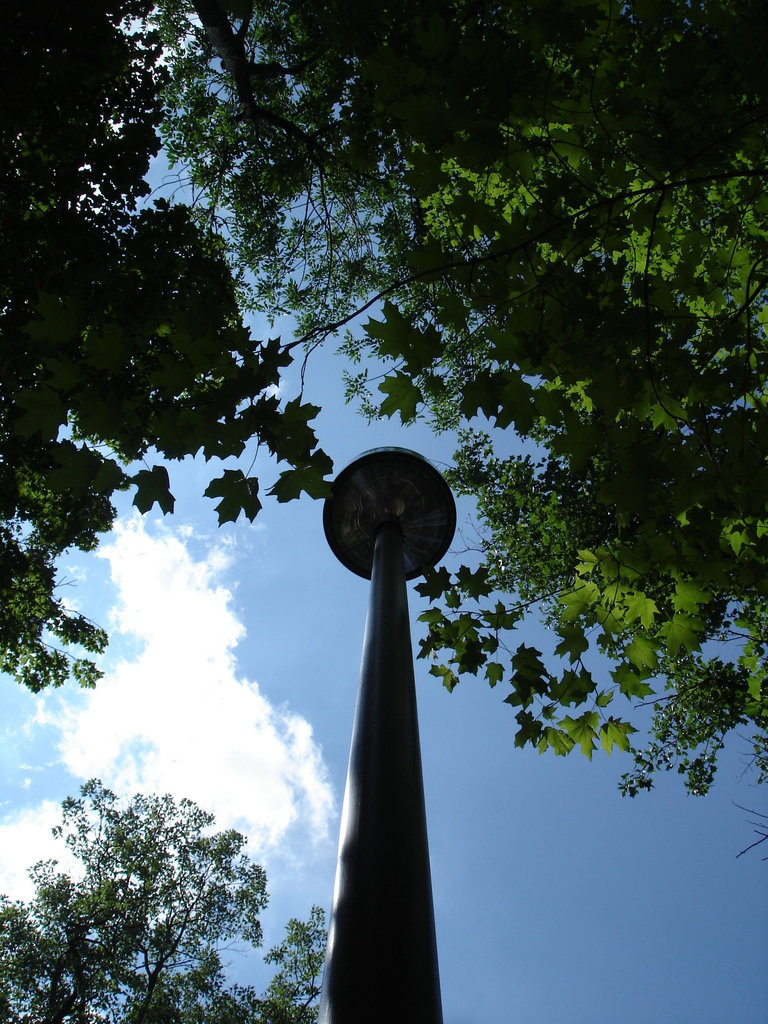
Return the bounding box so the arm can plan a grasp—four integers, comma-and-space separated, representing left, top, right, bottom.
319, 448, 456, 1024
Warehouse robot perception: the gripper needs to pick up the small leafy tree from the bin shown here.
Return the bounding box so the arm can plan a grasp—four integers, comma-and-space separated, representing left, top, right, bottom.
0, 781, 325, 1023
258, 908, 326, 1024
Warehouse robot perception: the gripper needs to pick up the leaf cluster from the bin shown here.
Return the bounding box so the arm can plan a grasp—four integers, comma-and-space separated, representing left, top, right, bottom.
344, 0, 768, 792
148, 0, 768, 794
153, 0, 416, 337
1, 0, 332, 691
143, 0, 768, 794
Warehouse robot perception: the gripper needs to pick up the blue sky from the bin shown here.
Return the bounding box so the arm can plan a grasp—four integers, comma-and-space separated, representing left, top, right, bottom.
1, 338, 767, 1023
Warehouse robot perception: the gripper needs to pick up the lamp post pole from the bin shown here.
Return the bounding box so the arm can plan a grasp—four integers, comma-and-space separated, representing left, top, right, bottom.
319, 449, 455, 1024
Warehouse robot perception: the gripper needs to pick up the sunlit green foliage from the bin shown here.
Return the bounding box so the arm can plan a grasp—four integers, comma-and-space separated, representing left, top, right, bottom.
259, 907, 326, 1024
348, 0, 768, 794
165, 0, 768, 793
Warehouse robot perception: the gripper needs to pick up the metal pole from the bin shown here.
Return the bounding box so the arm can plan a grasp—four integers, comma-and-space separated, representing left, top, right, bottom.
318, 520, 443, 1024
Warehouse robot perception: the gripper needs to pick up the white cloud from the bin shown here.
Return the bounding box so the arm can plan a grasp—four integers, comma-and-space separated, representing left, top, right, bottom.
0, 801, 77, 903
9, 516, 334, 882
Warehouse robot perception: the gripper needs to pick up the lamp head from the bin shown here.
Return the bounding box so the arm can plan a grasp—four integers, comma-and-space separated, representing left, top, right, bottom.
323, 448, 456, 579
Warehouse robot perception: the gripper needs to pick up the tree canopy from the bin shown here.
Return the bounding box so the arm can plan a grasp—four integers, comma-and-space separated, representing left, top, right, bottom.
0, 780, 325, 1023
3, 0, 767, 794
357, 0, 768, 795
155, 0, 768, 795
1, 0, 330, 692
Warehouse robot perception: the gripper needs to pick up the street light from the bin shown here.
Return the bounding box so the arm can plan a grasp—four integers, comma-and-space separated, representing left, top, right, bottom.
319, 448, 456, 1024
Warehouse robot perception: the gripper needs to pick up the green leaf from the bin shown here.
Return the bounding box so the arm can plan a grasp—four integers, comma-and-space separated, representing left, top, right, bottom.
46, 441, 125, 497
415, 566, 452, 600
419, 607, 444, 626
430, 663, 458, 692
512, 708, 544, 748
553, 624, 589, 663
558, 582, 599, 621
511, 644, 547, 675
550, 668, 596, 707
672, 581, 711, 613
132, 466, 175, 515
539, 725, 575, 756
268, 455, 333, 503
204, 470, 262, 524
23, 291, 84, 346
482, 601, 523, 630
378, 372, 422, 423
576, 549, 600, 575
508, 644, 550, 706
485, 661, 504, 688
599, 718, 636, 754
455, 564, 492, 599
625, 635, 660, 671
13, 387, 67, 440
611, 662, 655, 700
625, 590, 659, 628
270, 398, 324, 465
456, 636, 485, 675
560, 711, 600, 758
660, 614, 703, 655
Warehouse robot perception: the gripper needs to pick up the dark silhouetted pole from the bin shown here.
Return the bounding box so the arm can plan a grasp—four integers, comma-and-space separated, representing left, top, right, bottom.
318, 521, 442, 1023
320, 449, 455, 1024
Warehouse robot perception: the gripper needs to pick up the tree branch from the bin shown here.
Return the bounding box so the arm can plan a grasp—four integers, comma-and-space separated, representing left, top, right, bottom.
192, 0, 326, 162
